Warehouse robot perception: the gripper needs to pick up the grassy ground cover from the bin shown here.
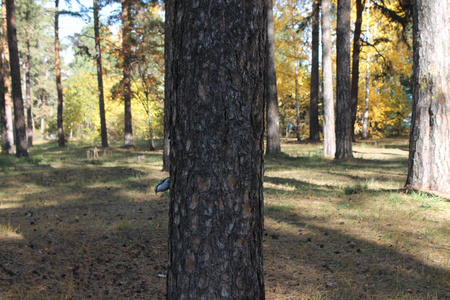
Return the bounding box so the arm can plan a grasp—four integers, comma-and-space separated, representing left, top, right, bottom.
0, 138, 448, 299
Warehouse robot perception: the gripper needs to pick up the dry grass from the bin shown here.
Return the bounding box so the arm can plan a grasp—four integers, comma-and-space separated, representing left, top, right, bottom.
0, 138, 449, 299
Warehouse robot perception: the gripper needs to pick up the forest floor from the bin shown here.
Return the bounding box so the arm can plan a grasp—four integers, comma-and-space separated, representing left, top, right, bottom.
0, 138, 449, 299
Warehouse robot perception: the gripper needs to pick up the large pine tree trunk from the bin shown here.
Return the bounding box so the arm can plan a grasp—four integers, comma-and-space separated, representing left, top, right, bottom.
321, 0, 335, 156
309, 0, 320, 141
94, 0, 108, 148
266, 0, 281, 154
335, 0, 353, 159
54, 0, 65, 147
406, 0, 450, 195
121, 0, 133, 147
166, 1, 266, 298
350, 0, 364, 142
1, 1, 14, 155
6, 0, 28, 157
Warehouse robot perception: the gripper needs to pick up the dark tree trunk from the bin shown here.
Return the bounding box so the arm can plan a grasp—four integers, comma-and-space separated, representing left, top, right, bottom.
6, 0, 28, 157
335, 0, 353, 159
0, 2, 14, 155
406, 0, 450, 194
321, 0, 335, 156
94, 0, 108, 148
25, 39, 33, 148
162, 0, 174, 172
122, 0, 133, 147
54, 0, 65, 147
166, 1, 266, 298
266, 0, 281, 154
350, 0, 364, 142
309, 0, 320, 141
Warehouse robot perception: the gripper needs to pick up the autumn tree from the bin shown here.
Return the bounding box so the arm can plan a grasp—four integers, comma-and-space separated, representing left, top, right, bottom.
321, 0, 335, 156
335, 0, 353, 159
266, 0, 281, 154
6, 0, 28, 157
405, 0, 450, 194
166, 1, 266, 298
309, 0, 320, 141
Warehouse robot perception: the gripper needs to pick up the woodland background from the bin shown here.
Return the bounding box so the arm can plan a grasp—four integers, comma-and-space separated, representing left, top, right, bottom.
0, 0, 413, 149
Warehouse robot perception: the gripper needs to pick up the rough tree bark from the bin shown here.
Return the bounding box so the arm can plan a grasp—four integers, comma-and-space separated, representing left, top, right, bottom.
335, 0, 353, 159
266, 0, 281, 154
166, 1, 266, 298
54, 0, 65, 147
350, 0, 364, 141
6, 0, 28, 157
322, 0, 335, 156
309, 0, 320, 141
0, 1, 14, 155
406, 0, 450, 195
94, 0, 108, 148
122, 0, 133, 147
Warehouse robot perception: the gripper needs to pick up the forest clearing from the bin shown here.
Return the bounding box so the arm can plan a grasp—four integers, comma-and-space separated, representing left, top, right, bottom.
1, 138, 448, 299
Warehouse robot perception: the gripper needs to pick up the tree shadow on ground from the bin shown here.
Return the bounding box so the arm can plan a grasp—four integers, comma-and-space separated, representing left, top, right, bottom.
264, 207, 449, 299
0, 162, 170, 299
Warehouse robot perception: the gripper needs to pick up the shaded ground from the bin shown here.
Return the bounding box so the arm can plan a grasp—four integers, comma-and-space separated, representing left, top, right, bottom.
0, 139, 449, 299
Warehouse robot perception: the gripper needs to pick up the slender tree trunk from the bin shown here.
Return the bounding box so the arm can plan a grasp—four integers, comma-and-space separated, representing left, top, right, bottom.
266, 0, 281, 154
146, 102, 155, 150
1, 1, 14, 154
166, 1, 266, 298
362, 54, 370, 139
350, 0, 364, 141
295, 61, 301, 142
0, 42, 6, 153
309, 0, 320, 141
25, 39, 33, 148
6, 0, 28, 157
54, 0, 65, 147
335, 0, 353, 159
122, 0, 133, 147
406, 0, 450, 195
94, 0, 108, 148
321, 0, 335, 156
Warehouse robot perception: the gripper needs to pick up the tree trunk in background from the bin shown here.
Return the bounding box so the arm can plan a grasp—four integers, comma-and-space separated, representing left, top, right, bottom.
54, 0, 65, 147
295, 62, 301, 141
362, 54, 370, 139
6, 0, 28, 157
94, 0, 108, 148
335, 0, 353, 159
350, 0, 364, 141
1, 1, 14, 154
309, 0, 320, 141
266, 0, 281, 154
321, 0, 335, 156
122, 0, 133, 147
166, 1, 266, 298
25, 39, 33, 148
406, 0, 450, 195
